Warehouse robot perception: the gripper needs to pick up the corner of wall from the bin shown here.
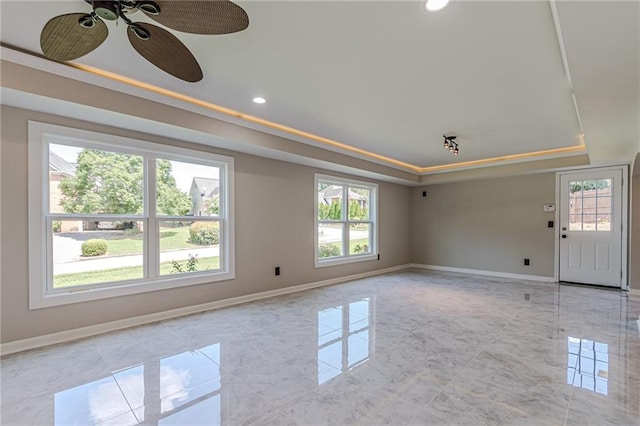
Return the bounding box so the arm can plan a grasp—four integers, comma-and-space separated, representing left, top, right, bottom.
630, 153, 640, 290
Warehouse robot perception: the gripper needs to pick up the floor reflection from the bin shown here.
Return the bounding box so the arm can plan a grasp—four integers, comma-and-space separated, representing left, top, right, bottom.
567, 336, 609, 395
317, 297, 374, 385
55, 344, 222, 425
3, 271, 638, 425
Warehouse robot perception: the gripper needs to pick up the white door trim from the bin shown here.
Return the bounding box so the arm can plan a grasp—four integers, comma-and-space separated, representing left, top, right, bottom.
555, 165, 629, 289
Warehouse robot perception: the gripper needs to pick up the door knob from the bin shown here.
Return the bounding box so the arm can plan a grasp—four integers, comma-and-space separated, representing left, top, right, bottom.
562, 234, 567, 239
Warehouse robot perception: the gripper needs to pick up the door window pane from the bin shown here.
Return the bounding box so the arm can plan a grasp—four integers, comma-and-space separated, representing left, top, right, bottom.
582, 214, 596, 231
569, 181, 583, 197
596, 197, 610, 212
567, 178, 613, 232
596, 179, 611, 196
569, 215, 582, 231
596, 215, 611, 231
52, 220, 144, 288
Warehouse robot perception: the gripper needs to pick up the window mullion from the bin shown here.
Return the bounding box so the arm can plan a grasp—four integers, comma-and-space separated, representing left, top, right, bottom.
343, 184, 349, 256
45, 216, 54, 292
147, 154, 157, 279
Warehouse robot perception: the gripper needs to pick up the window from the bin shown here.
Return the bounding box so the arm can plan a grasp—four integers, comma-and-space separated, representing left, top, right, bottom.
568, 179, 612, 231
29, 121, 234, 308
315, 174, 377, 267
317, 297, 373, 385
567, 337, 608, 395
55, 343, 222, 424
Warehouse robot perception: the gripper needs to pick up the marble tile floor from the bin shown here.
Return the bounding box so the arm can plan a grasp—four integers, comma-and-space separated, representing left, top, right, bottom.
1, 270, 639, 425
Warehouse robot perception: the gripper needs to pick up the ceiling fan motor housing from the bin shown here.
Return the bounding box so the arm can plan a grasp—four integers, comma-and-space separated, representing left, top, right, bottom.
93, 1, 119, 20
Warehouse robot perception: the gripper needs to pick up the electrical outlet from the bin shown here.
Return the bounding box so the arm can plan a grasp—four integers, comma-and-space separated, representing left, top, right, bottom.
275, 266, 280, 276
524, 258, 530, 266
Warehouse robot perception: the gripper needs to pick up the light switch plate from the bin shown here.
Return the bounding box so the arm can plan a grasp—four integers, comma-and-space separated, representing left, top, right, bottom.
544, 204, 556, 212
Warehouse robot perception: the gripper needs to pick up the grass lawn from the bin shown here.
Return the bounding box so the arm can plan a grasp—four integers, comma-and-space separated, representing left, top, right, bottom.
53, 256, 220, 288
103, 226, 204, 256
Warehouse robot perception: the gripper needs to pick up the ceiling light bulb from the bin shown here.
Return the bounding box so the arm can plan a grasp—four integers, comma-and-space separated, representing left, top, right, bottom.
444, 141, 449, 148
425, 0, 450, 12
454, 147, 459, 155
252, 97, 266, 104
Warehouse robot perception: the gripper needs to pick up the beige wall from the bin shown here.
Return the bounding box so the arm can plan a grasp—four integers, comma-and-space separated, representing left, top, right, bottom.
1, 102, 636, 345
631, 153, 640, 290
410, 173, 557, 277
0, 106, 411, 343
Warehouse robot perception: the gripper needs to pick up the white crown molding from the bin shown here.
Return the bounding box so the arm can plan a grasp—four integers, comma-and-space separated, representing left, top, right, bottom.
0, 46, 411, 172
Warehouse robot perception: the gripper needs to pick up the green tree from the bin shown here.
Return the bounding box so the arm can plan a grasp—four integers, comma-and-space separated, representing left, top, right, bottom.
569, 180, 610, 194
156, 159, 191, 215
204, 195, 220, 215
318, 202, 331, 220
348, 199, 367, 220
60, 150, 190, 215
328, 199, 342, 220
60, 150, 143, 214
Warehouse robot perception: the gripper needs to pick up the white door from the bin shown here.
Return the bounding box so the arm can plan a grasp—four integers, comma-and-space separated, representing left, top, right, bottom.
559, 169, 623, 287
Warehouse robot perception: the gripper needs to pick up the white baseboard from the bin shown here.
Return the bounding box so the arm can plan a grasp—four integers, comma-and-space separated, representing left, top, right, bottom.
410, 263, 556, 283
0, 264, 411, 356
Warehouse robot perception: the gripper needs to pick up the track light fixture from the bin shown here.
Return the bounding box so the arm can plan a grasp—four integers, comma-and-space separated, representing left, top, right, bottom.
443, 135, 459, 155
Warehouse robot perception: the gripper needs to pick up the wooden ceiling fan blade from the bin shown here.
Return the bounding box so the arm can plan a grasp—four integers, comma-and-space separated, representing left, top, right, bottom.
141, 0, 249, 35
40, 13, 108, 61
127, 22, 203, 82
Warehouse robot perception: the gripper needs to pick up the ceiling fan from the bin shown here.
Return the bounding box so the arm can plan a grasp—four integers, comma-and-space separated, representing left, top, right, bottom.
40, 0, 249, 82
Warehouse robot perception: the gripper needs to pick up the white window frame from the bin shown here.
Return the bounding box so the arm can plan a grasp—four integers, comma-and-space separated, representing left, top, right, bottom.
314, 174, 378, 268
28, 121, 235, 309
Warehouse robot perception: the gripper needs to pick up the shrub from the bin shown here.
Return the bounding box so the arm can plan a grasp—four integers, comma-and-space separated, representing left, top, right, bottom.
352, 243, 369, 254
122, 227, 142, 237
189, 222, 220, 245
319, 244, 341, 258
52, 221, 62, 233
81, 239, 108, 257
172, 254, 199, 273
115, 221, 136, 230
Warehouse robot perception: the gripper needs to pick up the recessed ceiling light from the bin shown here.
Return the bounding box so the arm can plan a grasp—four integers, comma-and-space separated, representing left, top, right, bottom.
252, 97, 266, 104
425, 0, 450, 12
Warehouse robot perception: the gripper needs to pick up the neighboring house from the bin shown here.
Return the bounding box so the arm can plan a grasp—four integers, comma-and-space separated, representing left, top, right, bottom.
49, 151, 76, 213
49, 152, 82, 232
189, 177, 220, 216
318, 185, 366, 207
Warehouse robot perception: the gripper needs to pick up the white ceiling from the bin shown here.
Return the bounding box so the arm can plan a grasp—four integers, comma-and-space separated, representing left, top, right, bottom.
1, 1, 638, 174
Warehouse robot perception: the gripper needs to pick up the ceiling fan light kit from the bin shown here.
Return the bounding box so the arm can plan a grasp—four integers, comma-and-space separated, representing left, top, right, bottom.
40, 0, 250, 82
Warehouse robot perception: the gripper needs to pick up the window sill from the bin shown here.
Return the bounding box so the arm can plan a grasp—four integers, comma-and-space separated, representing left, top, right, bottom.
29, 271, 235, 309
315, 253, 378, 268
